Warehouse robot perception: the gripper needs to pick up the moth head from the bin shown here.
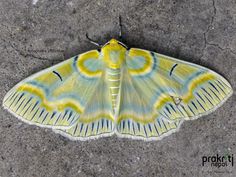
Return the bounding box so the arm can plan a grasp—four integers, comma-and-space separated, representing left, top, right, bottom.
101, 39, 127, 69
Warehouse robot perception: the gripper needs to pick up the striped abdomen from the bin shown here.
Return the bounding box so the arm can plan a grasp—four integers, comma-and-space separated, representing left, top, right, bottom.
106, 68, 121, 112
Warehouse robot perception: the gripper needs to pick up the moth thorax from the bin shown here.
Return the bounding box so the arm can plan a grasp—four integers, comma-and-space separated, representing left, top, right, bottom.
106, 68, 121, 113
101, 39, 127, 69
103, 50, 125, 69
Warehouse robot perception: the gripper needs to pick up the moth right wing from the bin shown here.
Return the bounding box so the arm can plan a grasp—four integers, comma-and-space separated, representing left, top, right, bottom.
116, 48, 232, 140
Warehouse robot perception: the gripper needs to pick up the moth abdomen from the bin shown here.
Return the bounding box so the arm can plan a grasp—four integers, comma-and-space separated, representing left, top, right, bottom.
106, 68, 121, 113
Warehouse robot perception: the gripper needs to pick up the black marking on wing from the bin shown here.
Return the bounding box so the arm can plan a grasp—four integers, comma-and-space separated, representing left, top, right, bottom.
80, 124, 84, 133
196, 99, 206, 111
101, 119, 104, 129
188, 105, 195, 115
148, 124, 152, 132
169, 104, 177, 113
215, 81, 226, 94
54, 113, 62, 125
42, 113, 49, 123
85, 125, 88, 136
132, 122, 136, 134
161, 119, 167, 130
209, 82, 219, 93
191, 101, 198, 110
62, 110, 68, 119
16, 98, 25, 113
91, 122, 94, 132
203, 93, 214, 106
9, 93, 20, 108
180, 105, 188, 115
201, 88, 213, 99
97, 121, 100, 133
196, 92, 206, 103
209, 88, 221, 101
5, 92, 17, 103
30, 101, 39, 113
137, 122, 140, 131
163, 111, 170, 119
15, 93, 25, 107
22, 102, 33, 116
157, 119, 162, 128
217, 80, 226, 89
53, 71, 63, 81
127, 120, 130, 130
154, 123, 160, 136
178, 107, 185, 116
51, 111, 56, 119
165, 106, 171, 114
31, 108, 40, 120
170, 64, 178, 76
39, 109, 45, 118
67, 111, 73, 121
143, 126, 147, 137
106, 120, 109, 129
73, 124, 78, 135
22, 97, 33, 110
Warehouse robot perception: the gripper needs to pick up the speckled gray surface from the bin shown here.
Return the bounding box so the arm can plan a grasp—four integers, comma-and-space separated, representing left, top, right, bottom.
0, 0, 235, 177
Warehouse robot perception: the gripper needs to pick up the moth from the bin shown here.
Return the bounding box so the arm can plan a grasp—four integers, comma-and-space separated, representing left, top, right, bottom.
3, 38, 233, 141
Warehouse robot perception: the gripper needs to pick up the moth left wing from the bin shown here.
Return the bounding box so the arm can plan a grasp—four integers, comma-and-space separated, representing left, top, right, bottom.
3, 50, 114, 135
116, 48, 232, 140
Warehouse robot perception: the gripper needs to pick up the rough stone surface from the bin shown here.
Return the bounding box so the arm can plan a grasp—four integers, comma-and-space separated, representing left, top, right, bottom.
0, 0, 235, 177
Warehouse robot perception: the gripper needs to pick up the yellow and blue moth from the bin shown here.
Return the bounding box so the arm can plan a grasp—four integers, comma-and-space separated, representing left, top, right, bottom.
3, 39, 233, 141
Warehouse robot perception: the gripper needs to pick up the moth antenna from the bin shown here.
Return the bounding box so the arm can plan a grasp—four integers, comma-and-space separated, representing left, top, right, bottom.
118, 16, 123, 41
85, 33, 102, 47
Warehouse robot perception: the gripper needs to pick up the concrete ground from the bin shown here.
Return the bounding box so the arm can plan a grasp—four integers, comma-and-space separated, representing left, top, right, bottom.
0, 0, 235, 176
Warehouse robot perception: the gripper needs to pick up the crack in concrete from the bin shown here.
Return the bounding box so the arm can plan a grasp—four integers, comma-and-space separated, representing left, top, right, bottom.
201, 0, 236, 57
3, 39, 56, 61
201, 0, 217, 57
0, 24, 64, 62
2, 38, 64, 62
205, 42, 236, 56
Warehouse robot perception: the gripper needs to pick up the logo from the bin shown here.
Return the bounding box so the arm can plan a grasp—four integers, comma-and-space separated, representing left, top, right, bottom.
202, 154, 234, 168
